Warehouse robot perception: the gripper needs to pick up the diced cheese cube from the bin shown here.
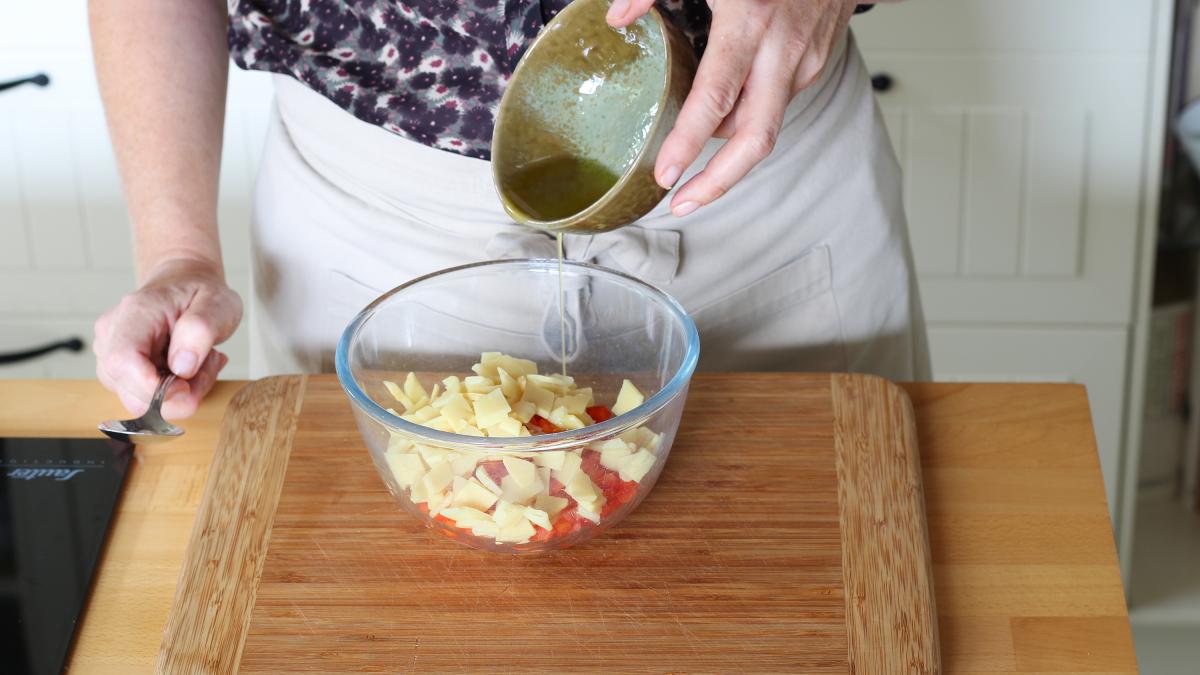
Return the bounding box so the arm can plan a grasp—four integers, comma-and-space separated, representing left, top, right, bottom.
484, 416, 523, 438
520, 382, 556, 417
498, 368, 522, 403
511, 400, 537, 423
401, 406, 439, 424
532, 451, 566, 471
451, 479, 500, 511
408, 477, 429, 503
502, 457, 536, 487
451, 453, 478, 476
577, 504, 602, 524
451, 420, 485, 437
523, 507, 552, 530
384, 379, 405, 403
496, 519, 536, 544
475, 466, 503, 495
619, 449, 656, 483
427, 490, 452, 516
548, 373, 576, 390
500, 474, 544, 505
492, 500, 525, 527
554, 451, 583, 485
415, 444, 448, 466
612, 379, 645, 416
385, 451, 425, 488
442, 375, 464, 394
386, 433, 412, 454
525, 374, 567, 395
403, 372, 429, 407
436, 393, 473, 424
639, 428, 663, 453
385, 380, 420, 410
473, 388, 512, 429
554, 392, 591, 415
468, 521, 499, 538
599, 439, 633, 471
464, 375, 500, 394
564, 472, 601, 508
440, 506, 490, 524
424, 416, 454, 433
480, 352, 539, 378
548, 406, 586, 430
534, 494, 570, 519
421, 461, 454, 496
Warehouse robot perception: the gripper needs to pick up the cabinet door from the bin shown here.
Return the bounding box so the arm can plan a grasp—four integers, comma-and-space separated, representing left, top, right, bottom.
0, 2, 270, 379
928, 326, 1128, 521
855, 0, 1155, 325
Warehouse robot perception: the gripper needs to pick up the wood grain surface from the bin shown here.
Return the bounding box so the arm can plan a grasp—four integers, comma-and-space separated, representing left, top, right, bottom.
191, 374, 934, 673
831, 374, 939, 674
0, 377, 1135, 673
156, 376, 307, 674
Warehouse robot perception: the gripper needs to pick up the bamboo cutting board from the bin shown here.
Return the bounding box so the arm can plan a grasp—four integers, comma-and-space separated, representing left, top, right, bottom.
157, 373, 938, 673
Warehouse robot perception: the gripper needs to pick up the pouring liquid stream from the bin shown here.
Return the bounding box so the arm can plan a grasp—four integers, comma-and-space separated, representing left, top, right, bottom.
557, 232, 567, 378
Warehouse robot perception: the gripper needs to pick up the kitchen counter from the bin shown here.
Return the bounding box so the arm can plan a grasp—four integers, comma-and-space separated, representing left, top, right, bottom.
0, 378, 1136, 673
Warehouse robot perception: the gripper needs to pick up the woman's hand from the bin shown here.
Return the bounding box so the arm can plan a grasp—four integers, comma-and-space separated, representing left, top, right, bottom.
608, 0, 861, 217
93, 258, 242, 419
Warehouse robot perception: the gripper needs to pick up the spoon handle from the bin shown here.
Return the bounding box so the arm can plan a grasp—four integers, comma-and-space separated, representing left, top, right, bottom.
149, 373, 177, 414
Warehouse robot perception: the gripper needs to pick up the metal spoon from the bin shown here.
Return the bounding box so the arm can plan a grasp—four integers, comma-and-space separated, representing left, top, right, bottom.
98, 372, 184, 443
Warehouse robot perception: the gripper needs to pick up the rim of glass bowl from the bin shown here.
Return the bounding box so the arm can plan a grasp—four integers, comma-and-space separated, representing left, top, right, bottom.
335, 258, 700, 453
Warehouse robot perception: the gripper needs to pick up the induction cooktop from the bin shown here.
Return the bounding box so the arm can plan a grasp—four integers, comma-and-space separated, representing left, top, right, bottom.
0, 437, 133, 675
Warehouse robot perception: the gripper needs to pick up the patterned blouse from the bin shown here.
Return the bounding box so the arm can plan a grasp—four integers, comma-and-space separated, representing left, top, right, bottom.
228, 1, 713, 160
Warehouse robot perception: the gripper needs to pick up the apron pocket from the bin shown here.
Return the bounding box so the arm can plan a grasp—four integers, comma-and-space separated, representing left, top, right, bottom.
690, 244, 847, 371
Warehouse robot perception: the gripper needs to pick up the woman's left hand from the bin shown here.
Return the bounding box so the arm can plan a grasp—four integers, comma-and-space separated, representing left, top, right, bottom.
607, 0, 861, 217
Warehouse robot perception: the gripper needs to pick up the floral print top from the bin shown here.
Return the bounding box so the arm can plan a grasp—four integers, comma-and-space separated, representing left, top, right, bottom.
228, 1, 712, 160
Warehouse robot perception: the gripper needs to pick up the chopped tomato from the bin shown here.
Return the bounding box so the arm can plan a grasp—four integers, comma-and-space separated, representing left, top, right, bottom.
586, 405, 614, 422
527, 415, 562, 434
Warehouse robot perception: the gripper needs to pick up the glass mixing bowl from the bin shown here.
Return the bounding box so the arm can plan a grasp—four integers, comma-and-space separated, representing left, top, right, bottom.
335, 259, 699, 553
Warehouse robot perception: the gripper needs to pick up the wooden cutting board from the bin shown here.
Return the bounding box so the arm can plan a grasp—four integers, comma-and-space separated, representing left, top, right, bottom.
157, 373, 938, 674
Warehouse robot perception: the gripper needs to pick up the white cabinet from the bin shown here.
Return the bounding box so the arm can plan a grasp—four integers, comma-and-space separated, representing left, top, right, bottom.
0, 2, 269, 378
856, 0, 1169, 525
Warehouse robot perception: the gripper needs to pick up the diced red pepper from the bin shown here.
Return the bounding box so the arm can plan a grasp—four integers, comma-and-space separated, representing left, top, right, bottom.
586, 405, 614, 422
527, 415, 562, 434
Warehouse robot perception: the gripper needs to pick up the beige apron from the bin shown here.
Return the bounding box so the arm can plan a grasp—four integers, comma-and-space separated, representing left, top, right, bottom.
248, 32, 930, 381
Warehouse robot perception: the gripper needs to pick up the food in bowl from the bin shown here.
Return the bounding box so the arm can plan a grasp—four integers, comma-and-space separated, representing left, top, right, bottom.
336, 259, 699, 553
381, 352, 662, 546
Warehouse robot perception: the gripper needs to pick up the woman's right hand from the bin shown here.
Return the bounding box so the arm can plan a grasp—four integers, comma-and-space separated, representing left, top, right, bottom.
93, 258, 243, 419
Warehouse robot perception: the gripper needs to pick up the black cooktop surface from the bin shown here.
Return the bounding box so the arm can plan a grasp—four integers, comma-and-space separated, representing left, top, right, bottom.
0, 437, 133, 675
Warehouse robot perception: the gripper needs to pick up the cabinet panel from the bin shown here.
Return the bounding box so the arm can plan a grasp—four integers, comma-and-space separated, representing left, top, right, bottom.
964, 112, 1023, 275
864, 54, 1147, 324
906, 110, 963, 275
929, 325, 1128, 521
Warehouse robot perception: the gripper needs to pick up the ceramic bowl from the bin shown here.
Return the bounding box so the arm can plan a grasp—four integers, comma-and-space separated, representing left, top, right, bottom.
491, 0, 697, 234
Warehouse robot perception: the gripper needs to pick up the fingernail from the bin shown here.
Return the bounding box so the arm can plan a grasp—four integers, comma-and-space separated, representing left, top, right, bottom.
658, 164, 682, 189
607, 0, 629, 22
171, 351, 198, 378
672, 201, 700, 217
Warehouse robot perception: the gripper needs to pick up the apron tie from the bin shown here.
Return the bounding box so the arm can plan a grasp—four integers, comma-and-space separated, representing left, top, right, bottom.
484, 225, 681, 286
